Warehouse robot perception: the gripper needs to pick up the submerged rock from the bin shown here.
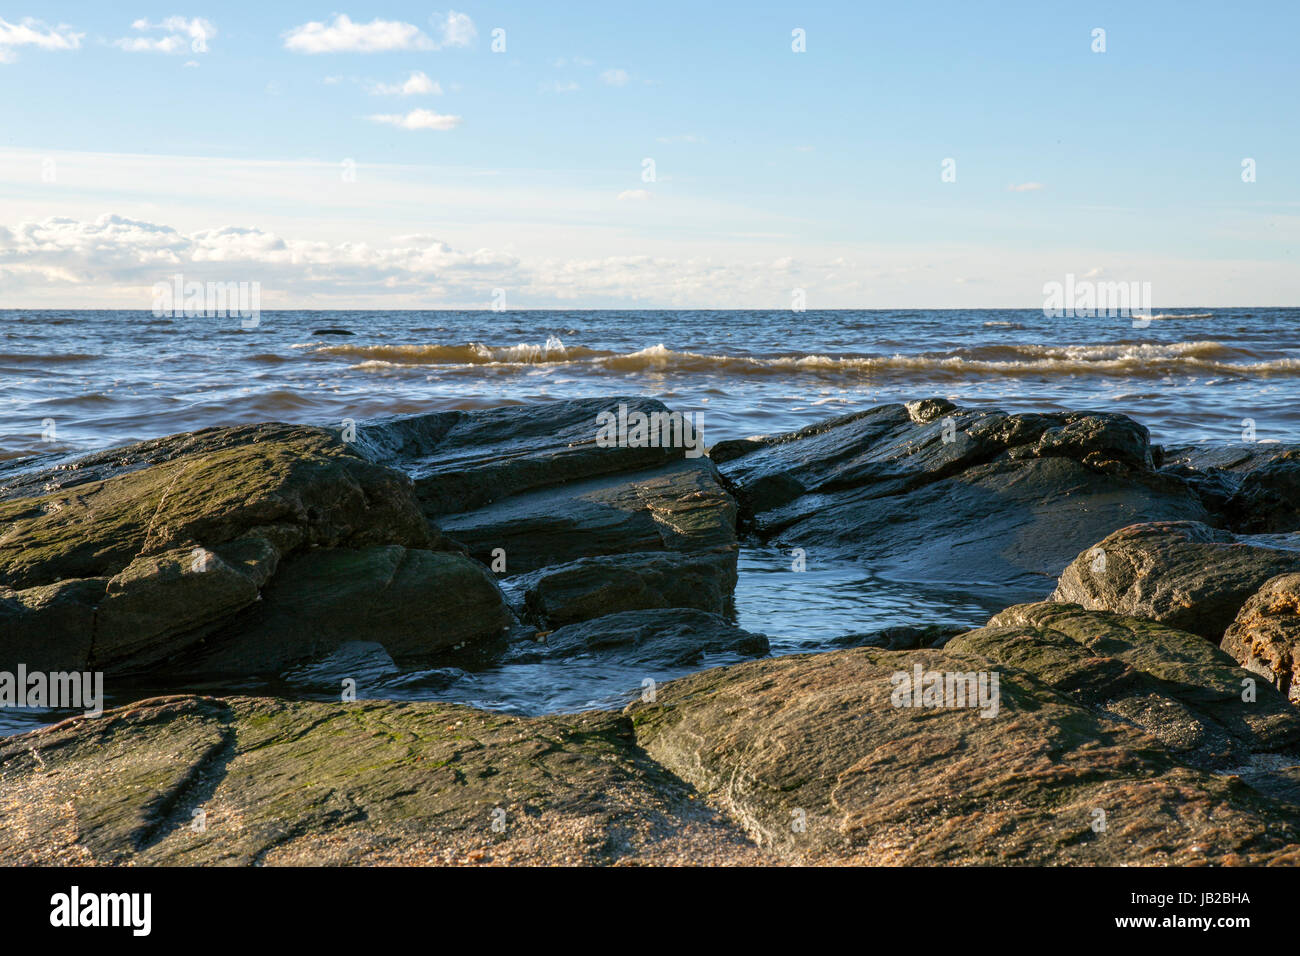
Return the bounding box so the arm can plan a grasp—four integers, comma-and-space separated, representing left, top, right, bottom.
504, 608, 769, 668
714, 400, 1205, 602
1050, 521, 1300, 640
1223, 573, 1300, 704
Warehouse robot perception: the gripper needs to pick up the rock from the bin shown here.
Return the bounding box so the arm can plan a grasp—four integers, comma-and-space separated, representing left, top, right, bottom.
439, 457, 736, 575
715, 401, 1206, 601
161, 546, 513, 678
311, 328, 355, 336
0, 423, 510, 677
352, 397, 689, 518
4, 605, 1299, 865
948, 602, 1300, 772
0, 695, 760, 865
352, 398, 739, 625
505, 608, 769, 668
628, 637, 1300, 864
1223, 574, 1300, 704
509, 551, 735, 627
827, 623, 965, 650
1050, 521, 1300, 640
1161, 443, 1300, 533
1228, 457, 1300, 533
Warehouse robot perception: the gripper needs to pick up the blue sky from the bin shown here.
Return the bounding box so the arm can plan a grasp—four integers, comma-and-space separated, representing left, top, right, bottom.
1, 1, 1296, 308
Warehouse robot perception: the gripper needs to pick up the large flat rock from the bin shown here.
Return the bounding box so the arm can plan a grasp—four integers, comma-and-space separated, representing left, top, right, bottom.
0, 695, 760, 865
627, 613, 1300, 864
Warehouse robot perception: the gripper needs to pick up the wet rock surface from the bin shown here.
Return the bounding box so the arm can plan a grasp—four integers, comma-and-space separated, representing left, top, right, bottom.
1161, 443, 1300, 533
503, 608, 769, 668
713, 401, 1206, 602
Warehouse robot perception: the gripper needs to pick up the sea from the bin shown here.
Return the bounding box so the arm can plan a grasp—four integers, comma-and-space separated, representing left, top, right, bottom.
2, 307, 1298, 729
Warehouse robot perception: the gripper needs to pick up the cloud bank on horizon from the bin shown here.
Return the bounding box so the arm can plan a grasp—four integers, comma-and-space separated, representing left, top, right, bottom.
1, 3, 1297, 308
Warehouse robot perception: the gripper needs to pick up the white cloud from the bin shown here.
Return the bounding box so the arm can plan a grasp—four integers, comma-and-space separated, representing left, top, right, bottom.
540, 80, 580, 93
0, 17, 84, 62
1007, 182, 1044, 192
116, 17, 215, 54
617, 189, 651, 201
600, 68, 630, 86
0, 213, 521, 303
284, 15, 435, 54
433, 10, 476, 48
369, 70, 440, 95
367, 109, 462, 131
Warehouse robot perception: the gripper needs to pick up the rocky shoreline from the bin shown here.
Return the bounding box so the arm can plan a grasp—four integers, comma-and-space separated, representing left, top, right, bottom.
2, 397, 1299, 865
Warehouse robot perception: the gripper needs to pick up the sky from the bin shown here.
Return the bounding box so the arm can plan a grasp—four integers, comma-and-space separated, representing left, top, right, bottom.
0, 1, 1297, 309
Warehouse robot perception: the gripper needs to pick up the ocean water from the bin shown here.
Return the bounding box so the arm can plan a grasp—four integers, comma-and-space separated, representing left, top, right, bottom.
2, 307, 1298, 728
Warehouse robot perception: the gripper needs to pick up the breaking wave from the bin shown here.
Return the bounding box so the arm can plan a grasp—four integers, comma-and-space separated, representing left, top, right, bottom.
316, 337, 1300, 379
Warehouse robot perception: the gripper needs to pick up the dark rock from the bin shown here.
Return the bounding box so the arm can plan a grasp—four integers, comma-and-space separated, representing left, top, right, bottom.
1228, 457, 1300, 533
1223, 573, 1300, 704
1160, 443, 1300, 533
440, 457, 736, 575
511, 550, 735, 627
311, 328, 355, 336
716, 401, 1205, 603
1050, 521, 1300, 640
0, 423, 509, 677
828, 623, 964, 650
352, 397, 689, 517
163, 546, 512, 677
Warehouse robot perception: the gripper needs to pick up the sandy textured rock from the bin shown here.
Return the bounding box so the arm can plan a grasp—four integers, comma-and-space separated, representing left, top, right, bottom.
628, 637, 1300, 864
1223, 573, 1300, 704
949, 602, 1300, 772
1050, 521, 1300, 640
0, 695, 761, 866
714, 400, 1206, 602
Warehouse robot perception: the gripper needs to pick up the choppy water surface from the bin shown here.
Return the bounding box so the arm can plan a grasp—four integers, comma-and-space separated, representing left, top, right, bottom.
2, 308, 1297, 729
